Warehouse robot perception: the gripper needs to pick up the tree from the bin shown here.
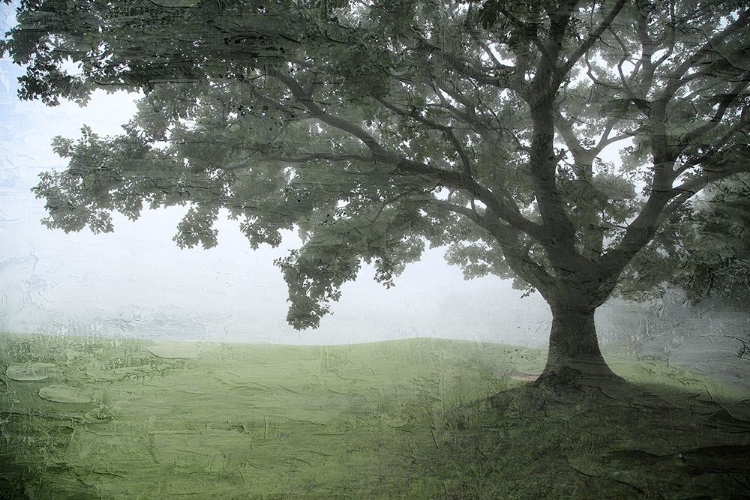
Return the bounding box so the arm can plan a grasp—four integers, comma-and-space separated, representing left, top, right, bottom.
2, 0, 749, 384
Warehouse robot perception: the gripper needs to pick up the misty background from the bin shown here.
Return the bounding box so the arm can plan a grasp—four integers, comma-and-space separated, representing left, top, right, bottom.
0, 5, 748, 393
0, 34, 560, 347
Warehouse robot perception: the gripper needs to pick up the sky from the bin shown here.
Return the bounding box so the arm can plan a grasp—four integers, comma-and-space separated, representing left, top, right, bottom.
0, 5, 562, 347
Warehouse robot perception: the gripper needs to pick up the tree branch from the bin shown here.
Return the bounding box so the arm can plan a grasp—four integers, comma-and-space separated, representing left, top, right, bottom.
263, 153, 376, 165
560, 0, 627, 76
602, 146, 750, 276
672, 156, 750, 198
268, 68, 545, 243
376, 96, 474, 178
429, 198, 554, 291
679, 77, 750, 148
412, 36, 520, 93
393, 157, 545, 242
675, 115, 750, 177
267, 68, 391, 158
554, 114, 594, 179
660, 8, 750, 101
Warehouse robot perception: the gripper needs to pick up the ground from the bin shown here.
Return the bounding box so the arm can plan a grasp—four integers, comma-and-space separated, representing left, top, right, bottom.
1, 333, 749, 499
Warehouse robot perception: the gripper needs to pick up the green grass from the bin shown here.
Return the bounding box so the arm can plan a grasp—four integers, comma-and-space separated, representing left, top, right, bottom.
0, 333, 748, 499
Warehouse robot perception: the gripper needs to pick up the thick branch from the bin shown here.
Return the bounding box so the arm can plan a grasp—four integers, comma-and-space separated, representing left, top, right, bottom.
394, 158, 545, 241
412, 36, 520, 93
376, 97, 474, 177
268, 69, 545, 242
602, 150, 750, 276
555, 115, 594, 176
263, 153, 376, 164
480, 214, 555, 291
672, 157, 750, 198
268, 68, 391, 158
675, 115, 750, 177
529, 104, 578, 262
430, 198, 554, 290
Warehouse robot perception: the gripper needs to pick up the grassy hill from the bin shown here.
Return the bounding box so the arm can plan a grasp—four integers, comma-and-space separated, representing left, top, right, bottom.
1, 333, 748, 499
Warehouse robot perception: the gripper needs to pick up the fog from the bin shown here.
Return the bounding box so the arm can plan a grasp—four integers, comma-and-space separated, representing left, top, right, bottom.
0, 56, 557, 347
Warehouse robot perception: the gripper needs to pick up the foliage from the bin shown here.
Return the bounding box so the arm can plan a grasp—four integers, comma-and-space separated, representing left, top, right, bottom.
680, 174, 750, 303
2, 0, 749, 331
619, 174, 750, 306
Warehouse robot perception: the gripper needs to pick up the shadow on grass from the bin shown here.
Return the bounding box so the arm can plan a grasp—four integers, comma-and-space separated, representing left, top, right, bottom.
428, 377, 750, 499
1, 417, 102, 500
0, 451, 33, 500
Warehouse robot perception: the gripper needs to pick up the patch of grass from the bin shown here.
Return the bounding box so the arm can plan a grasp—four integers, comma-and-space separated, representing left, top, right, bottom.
1, 333, 748, 499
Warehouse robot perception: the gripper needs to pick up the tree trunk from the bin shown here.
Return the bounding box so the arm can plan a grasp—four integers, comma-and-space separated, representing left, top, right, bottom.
536, 301, 622, 385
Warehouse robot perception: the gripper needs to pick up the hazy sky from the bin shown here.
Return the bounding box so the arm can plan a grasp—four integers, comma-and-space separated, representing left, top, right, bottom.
0, 5, 555, 346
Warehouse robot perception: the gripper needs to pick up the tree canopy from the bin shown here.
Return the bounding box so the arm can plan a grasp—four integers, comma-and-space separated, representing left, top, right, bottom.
3, 0, 749, 377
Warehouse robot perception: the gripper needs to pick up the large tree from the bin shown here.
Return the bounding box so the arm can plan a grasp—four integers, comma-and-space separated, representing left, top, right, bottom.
2, 0, 749, 383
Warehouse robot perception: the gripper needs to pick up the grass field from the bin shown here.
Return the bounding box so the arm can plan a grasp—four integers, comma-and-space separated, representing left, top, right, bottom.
1, 333, 749, 499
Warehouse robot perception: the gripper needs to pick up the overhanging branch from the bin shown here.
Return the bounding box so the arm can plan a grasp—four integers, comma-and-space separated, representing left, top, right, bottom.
376, 96, 474, 178
268, 68, 545, 243
430, 198, 554, 290
267, 68, 391, 158
679, 77, 750, 148
393, 157, 545, 242
672, 158, 750, 198
660, 8, 750, 101
560, 0, 628, 76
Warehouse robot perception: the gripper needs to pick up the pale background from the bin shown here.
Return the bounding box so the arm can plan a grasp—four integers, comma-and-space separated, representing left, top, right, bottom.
0, 4, 557, 346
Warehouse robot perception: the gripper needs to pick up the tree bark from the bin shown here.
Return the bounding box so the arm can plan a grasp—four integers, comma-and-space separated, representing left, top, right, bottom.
536, 299, 622, 385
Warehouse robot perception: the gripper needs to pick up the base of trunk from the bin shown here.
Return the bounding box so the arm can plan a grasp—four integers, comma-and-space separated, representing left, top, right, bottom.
532, 357, 628, 392
535, 303, 628, 390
